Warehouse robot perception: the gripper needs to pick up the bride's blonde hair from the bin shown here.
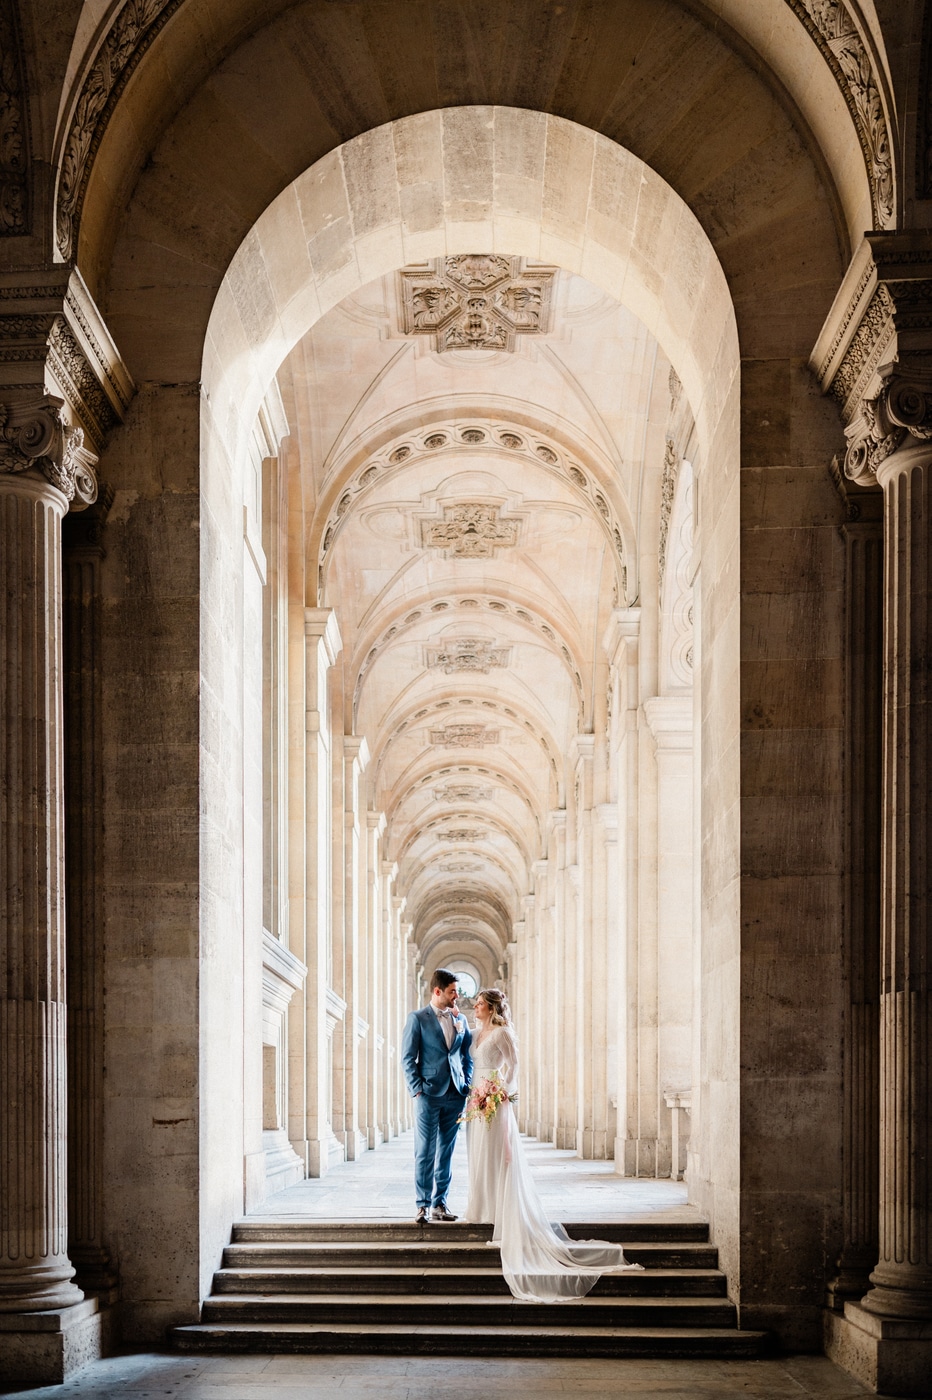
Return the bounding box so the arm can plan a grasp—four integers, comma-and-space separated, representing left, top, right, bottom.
477, 987, 511, 1027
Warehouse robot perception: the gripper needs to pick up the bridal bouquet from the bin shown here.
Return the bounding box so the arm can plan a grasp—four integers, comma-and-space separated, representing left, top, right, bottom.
459, 1069, 515, 1126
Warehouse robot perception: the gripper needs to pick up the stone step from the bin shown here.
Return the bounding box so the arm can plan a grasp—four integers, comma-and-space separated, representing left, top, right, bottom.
230, 1219, 710, 1245
212, 1265, 727, 1297
222, 1240, 720, 1270
172, 1319, 770, 1359
199, 1292, 738, 1329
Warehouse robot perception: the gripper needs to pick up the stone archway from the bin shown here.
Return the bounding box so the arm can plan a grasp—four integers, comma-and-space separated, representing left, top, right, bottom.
194, 102, 741, 1293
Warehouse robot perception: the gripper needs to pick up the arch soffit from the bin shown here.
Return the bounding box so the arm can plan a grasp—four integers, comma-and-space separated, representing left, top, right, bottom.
388, 761, 543, 833
370, 692, 561, 796
315, 412, 637, 604
405, 850, 518, 903
203, 109, 738, 472
53, 0, 885, 303
418, 928, 503, 977
394, 809, 534, 876
416, 899, 511, 948
351, 589, 589, 730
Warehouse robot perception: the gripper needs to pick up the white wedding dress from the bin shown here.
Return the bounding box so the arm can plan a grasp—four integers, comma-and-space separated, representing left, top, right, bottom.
462, 1025, 642, 1302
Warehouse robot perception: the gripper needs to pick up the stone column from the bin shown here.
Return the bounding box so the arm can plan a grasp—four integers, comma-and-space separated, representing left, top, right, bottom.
291, 607, 341, 1177
845, 367, 932, 1323
339, 736, 368, 1161
0, 397, 96, 1312
603, 608, 641, 1175
644, 696, 695, 1179
827, 485, 883, 1309
62, 494, 117, 1292
366, 813, 385, 1150
381, 861, 397, 1141
533, 858, 555, 1144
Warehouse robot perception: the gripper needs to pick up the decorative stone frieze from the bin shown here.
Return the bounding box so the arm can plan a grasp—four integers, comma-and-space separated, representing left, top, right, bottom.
425, 637, 510, 673
398, 256, 556, 351
438, 828, 487, 842
785, 0, 894, 229
658, 440, 678, 585
432, 784, 494, 803
55, 0, 181, 259
428, 724, 500, 748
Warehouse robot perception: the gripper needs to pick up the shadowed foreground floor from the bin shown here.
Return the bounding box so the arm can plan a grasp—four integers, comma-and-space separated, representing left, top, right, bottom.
0, 1349, 882, 1399
1, 1141, 883, 1398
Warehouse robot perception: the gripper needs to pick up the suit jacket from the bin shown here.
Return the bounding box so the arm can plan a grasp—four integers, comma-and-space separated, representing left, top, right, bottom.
402, 1005, 473, 1099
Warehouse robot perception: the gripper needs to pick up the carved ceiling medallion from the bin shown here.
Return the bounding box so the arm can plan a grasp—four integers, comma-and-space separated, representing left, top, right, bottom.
420, 503, 520, 559
399, 256, 556, 352
438, 828, 487, 842
429, 724, 500, 748
426, 638, 510, 674
433, 785, 494, 803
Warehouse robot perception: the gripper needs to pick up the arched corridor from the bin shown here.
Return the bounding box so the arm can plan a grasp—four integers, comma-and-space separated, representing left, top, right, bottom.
197, 109, 737, 1257
3, 3, 932, 1394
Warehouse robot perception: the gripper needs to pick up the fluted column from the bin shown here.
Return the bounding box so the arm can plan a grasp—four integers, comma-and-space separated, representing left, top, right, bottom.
828, 490, 883, 1309
62, 496, 116, 1292
846, 366, 932, 1320
0, 396, 96, 1312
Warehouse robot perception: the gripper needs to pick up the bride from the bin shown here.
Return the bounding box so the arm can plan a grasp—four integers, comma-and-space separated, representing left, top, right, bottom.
462, 986, 643, 1302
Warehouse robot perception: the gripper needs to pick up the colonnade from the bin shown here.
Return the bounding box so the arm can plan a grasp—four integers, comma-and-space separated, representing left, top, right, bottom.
262, 606, 415, 1186
510, 615, 697, 1177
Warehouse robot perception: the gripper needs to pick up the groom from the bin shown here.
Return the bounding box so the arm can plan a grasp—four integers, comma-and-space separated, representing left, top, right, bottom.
402, 968, 472, 1224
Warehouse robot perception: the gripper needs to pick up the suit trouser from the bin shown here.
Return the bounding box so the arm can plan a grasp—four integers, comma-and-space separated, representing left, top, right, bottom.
414, 1088, 464, 1208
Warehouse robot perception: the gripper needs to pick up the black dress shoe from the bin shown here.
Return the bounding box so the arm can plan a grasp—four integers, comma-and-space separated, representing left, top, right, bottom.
415, 1206, 430, 1224
430, 1204, 457, 1222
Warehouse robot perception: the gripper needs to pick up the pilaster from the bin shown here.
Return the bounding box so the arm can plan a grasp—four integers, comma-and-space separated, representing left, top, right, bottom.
291, 608, 342, 1177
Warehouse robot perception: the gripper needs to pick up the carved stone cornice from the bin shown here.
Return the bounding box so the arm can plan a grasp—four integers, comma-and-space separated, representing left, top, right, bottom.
0, 394, 98, 505
0, 270, 134, 453
812, 237, 932, 484
784, 0, 894, 229
844, 362, 932, 484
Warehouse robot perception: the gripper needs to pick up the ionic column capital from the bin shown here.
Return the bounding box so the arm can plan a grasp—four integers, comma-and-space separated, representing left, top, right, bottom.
0, 395, 98, 508
844, 362, 932, 485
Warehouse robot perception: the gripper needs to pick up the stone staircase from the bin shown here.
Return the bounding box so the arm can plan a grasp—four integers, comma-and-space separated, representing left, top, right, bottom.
171, 1219, 770, 1358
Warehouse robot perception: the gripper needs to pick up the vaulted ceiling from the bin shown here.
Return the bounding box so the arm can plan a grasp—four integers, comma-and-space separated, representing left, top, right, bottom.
278, 256, 686, 976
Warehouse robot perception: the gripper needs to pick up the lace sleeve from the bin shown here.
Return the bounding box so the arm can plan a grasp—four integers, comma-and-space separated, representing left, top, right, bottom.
496, 1028, 519, 1092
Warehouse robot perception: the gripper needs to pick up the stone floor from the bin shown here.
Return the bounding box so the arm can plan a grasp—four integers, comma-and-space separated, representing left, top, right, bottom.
0, 1351, 879, 1399
0, 1137, 882, 1398
248, 1129, 698, 1222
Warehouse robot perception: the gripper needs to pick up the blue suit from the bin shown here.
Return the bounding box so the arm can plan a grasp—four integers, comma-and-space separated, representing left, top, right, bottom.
402, 1005, 473, 1210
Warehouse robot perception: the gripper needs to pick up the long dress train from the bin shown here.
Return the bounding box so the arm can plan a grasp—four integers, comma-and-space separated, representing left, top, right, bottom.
462, 1025, 643, 1302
